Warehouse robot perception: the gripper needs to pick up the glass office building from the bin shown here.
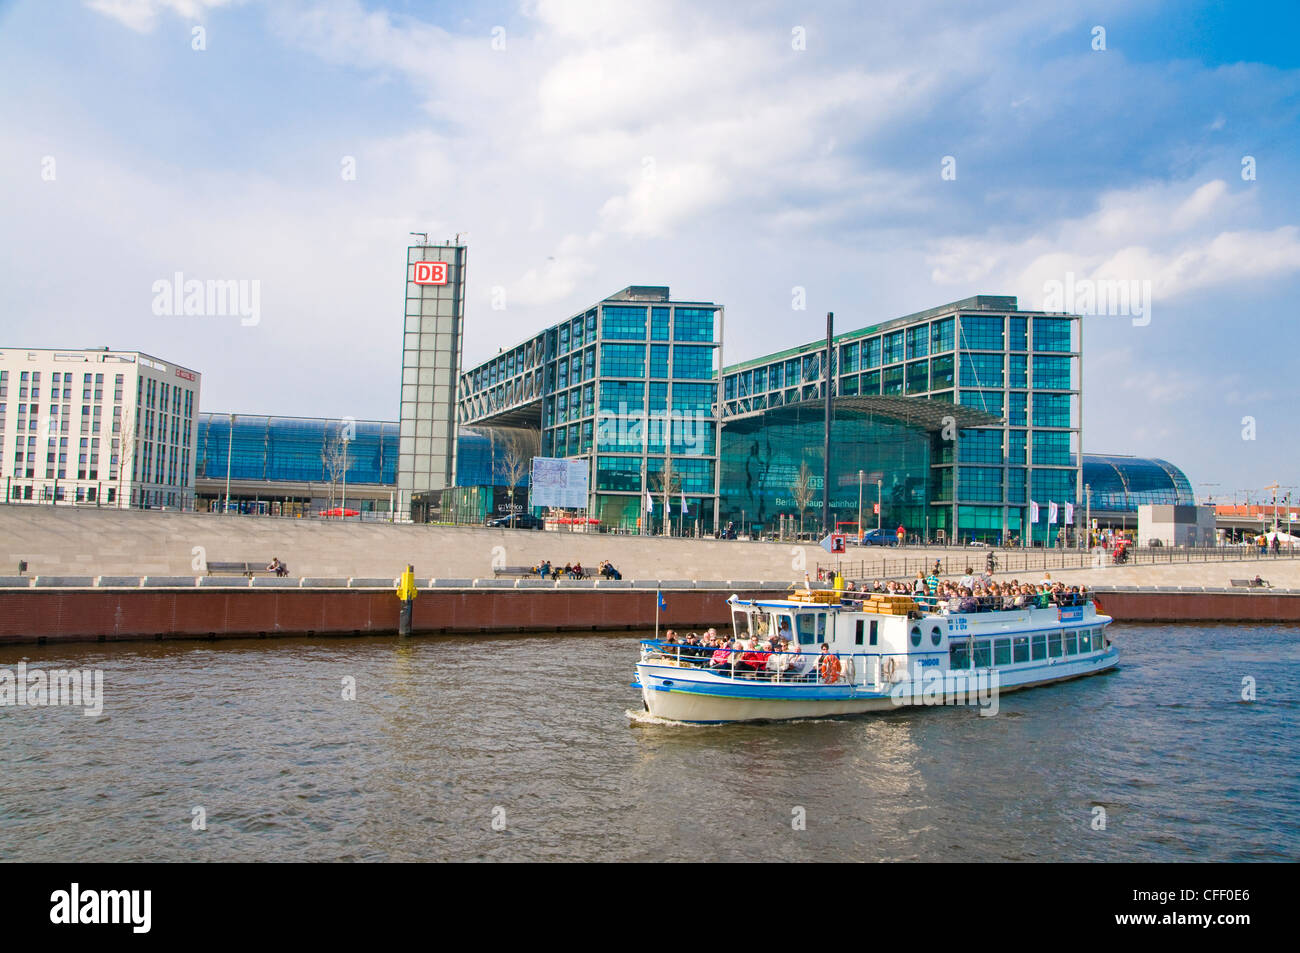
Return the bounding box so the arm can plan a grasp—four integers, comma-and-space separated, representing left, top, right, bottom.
720, 296, 1082, 543
458, 286, 722, 533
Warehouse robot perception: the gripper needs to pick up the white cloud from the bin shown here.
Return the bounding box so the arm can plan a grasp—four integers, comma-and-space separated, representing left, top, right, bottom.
929, 177, 1300, 308
85, 0, 238, 32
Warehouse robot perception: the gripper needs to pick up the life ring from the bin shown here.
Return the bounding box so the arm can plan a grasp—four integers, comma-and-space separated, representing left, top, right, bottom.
819, 654, 842, 684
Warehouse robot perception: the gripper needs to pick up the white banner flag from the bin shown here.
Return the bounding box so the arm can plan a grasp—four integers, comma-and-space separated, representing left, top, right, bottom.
645, 490, 654, 514
680, 491, 688, 514
1048, 501, 1059, 524
1030, 500, 1039, 523
1064, 502, 1074, 525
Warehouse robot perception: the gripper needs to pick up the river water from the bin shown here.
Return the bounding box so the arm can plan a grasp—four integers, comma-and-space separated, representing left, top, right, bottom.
0, 623, 1295, 862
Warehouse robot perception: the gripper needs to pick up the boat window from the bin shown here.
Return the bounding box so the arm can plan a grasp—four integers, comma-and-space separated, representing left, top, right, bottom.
869, 620, 879, 646
973, 640, 992, 668
910, 625, 922, 648
817, 613, 827, 643
1048, 632, 1063, 658
929, 624, 943, 647
753, 613, 771, 639
796, 613, 819, 646
1031, 634, 1047, 661
1065, 631, 1079, 655
855, 619, 864, 646
1012, 635, 1029, 663
774, 614, 795, 642
949, 642, 970, 670
993, 638, 1011, 666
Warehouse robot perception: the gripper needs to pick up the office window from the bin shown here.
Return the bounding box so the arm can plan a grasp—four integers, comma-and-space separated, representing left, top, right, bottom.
1009, 354, 1027, 388
600, 344, 646, 378
881, 366, 903, 395
882, 331, 904, 365
905, 360, 929, 394
860, 370, 880, 395
930, 354, 954, 390
931, 318, 954, 353
602, 306, 647, 340
958, 429, 1004, 464
959, 390, 1003, 417
840, 342, 860, 373
862, 337, 881, 369
673, 307, 714, 342
1032, 355, 1072, 390
958, 467, 1003, 502
1033, 318, 1071, 352
1009, 317, 1027, 351
906, 325, 928, 359
960, 315, 1004, 350
1032, 392, 1071, 427
650, 344, 669, 378
959, 353, 1004, 388
1032, 430, 1071, 466
651, 307, 670, 341
672, 346, 713, 380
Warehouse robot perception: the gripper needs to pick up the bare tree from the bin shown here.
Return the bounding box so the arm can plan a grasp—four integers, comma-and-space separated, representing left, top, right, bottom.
791, 460, 815, 537
322, 427, 349, 511
497, 427, 540, 527
650, 458, 683, 536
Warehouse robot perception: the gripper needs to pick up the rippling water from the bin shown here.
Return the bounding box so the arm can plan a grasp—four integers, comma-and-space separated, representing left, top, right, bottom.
0, 623, 1296, 862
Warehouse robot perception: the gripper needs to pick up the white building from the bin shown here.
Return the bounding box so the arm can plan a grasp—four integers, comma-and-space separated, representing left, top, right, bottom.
0, 347, 201, 508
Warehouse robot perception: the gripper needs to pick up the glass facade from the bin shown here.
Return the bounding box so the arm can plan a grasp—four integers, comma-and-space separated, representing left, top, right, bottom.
721, 295, 1082, 543
1081, 454, 1194, 514
457, 287, 721, 533
196, 414, 397, 486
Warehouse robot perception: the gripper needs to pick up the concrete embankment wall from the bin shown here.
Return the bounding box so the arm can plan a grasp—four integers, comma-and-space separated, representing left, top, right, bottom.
0, 579, 776, 646
1, 579, 1298, 647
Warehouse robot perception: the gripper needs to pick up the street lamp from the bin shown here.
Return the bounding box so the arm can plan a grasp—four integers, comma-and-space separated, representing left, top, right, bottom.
340, 437, 350, 520
224, 413, 235, 514
857, 469, 864, 543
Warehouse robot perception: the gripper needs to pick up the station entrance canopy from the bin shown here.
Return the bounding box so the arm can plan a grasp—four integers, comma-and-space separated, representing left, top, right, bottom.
719, 395, 1003, 433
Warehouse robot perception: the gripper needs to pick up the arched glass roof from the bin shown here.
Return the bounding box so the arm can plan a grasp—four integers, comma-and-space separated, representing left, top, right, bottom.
1081, 454, 1195, 512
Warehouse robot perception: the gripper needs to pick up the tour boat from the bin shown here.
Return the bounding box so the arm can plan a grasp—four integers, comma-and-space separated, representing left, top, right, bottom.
632, 588, 1118, 723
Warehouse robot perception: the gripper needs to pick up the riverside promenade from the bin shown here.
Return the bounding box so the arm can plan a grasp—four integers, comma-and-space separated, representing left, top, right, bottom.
3, 507, 1299, 646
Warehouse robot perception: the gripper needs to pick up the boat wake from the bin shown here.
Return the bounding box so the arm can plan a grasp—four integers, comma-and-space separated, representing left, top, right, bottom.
624, 708, 711, 728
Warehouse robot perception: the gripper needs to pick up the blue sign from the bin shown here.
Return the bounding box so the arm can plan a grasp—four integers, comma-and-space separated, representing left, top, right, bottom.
1058, 605, 1084, 623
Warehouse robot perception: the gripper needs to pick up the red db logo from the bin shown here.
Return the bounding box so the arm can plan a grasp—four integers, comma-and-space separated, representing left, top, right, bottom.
413, 261, 448, 285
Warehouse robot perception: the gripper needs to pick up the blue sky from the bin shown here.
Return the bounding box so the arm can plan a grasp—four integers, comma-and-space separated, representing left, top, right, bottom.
1, 0, 1298, 502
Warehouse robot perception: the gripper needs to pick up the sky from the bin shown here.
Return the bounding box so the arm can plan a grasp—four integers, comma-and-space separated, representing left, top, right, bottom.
1, 0, 1298, 503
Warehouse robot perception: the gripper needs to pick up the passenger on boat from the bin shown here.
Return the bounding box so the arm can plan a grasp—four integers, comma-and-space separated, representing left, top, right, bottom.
959, 567, 976, 589
708, 639, 736, 672
817, 644, 841, 683
740, 642, 771, 677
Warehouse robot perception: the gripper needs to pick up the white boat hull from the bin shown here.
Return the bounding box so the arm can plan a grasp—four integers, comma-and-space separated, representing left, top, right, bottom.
636, 647, 1120, 724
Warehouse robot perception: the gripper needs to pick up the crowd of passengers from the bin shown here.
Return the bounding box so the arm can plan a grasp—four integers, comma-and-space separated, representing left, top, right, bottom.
847, 568, 1092, 613
652, 628, 830, 681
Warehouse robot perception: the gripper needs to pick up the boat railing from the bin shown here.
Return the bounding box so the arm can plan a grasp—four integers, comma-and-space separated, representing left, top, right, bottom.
638, 640, 921, 688
833, 593, 1096, 616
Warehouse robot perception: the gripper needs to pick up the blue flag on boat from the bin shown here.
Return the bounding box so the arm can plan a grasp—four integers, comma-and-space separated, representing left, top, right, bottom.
657, 591, 667, 610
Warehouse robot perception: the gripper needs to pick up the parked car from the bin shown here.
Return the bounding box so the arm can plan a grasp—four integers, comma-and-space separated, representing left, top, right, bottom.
859, 528, 897, 547
486, 512, 543, 530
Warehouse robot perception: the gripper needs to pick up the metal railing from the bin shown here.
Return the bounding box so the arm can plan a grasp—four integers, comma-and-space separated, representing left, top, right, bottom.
819, 544, 1299, 583
638, 639, 906, 687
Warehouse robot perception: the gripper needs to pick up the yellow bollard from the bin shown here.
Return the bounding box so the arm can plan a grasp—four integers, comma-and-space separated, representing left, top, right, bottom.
397, 564, 417, 636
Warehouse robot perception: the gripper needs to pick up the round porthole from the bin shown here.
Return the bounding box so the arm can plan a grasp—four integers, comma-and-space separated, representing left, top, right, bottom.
930, 625, 943, 647
910, 625, 922, 647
